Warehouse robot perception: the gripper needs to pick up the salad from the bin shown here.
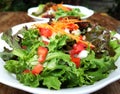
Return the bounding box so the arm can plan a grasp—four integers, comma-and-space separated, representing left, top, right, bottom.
32, 2, 85, 20
0, 18, 120, 90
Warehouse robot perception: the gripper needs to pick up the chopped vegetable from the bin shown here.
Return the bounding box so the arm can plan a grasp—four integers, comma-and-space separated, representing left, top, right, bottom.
38, 28, 52, 38
71, 57, 80, 68
32, 63, 43, 74
37, 46, 48, 63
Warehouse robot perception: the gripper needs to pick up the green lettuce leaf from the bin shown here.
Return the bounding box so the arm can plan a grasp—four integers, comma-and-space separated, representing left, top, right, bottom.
48, 34, 69, 52
17, 73, 40, 87
4, 60, 27, 74
43, 76, 61, 90
55, 8, 85, 20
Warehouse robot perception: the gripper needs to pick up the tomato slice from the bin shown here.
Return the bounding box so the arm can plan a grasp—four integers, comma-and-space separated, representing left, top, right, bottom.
39, 28, 52, 38
43, 40, 49, 45
23, 69, 30, 73
21, 45, 27, 49
79, 35, 83, 40
67, 23, 79, 31
37, 46, 48, 63
70, 42, 86, 57
73, 42, 85, 54
71, 57, 80, 68
32, 63, 43, 75
38, 55, 46, 63
70, 42, 86, 66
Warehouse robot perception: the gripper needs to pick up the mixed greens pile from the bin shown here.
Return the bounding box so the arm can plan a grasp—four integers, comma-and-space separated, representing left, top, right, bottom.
0, 18, 120, 90
55, 8, 85, 20
32, 2, 85, 20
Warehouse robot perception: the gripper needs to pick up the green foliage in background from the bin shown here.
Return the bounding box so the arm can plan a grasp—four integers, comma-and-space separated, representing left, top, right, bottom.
0, 0, 62, 11
0, 0, 13, 11
108, 0, 120, 20
0, 0, 82, 11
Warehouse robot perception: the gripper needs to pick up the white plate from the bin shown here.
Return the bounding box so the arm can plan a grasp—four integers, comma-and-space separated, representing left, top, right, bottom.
27, 4, 94, 21
0, 22, 120, 94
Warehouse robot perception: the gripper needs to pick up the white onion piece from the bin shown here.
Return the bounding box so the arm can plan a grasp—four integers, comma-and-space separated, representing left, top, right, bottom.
64, 28, 70, 34
47, 8, 55, 15
72, 29, 80, 36
113, 33, 120, 40
77, 50, 89, 59
41, 36, 50, 43
0, 40, 13, 52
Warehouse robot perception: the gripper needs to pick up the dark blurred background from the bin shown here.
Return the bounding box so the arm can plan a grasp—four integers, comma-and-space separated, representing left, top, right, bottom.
0, 0, 120, 20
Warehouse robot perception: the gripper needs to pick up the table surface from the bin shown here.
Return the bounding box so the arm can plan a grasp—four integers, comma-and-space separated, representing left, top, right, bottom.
0, 12, 120, 94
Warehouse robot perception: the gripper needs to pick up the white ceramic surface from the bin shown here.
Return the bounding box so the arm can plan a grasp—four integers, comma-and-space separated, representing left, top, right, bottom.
0, 22, 120, 94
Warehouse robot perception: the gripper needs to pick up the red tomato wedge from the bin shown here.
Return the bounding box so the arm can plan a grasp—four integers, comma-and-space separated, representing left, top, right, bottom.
32, 63, 43, 74
71, 57, 80, 68
70, 42, 86, 57
23, 69, 30, 73
39, 28, 52, 38
38, 55, 46, 63
67, 23, 79, 31
79, 35, 83, 40
73, 42, 85, 54
21, 45, 27, 49
37, 46, 48, 63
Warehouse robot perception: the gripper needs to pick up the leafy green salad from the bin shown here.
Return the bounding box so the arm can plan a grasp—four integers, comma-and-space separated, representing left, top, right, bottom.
32, 2, 85, 20
0, 18, 120, 90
